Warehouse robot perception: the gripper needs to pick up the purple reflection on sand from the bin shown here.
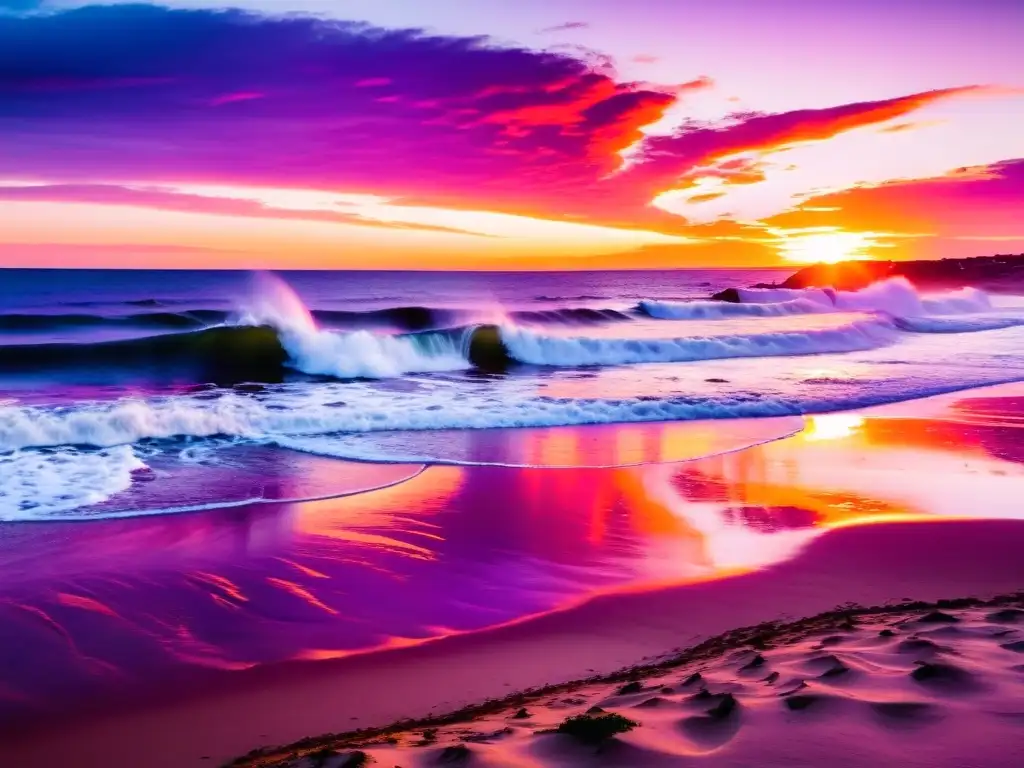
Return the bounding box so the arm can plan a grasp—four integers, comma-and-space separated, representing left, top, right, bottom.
3, 406, 1024, 726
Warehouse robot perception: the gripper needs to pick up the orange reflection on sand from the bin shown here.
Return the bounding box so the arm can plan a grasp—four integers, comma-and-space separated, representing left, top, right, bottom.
189, 572, 249, 604
55, 593, 118, 618
294, 466, 464, 562
275, 557, 329, 579
295, 631, 475, 663
265, 577, 338, 615
682, 407, 1024, 536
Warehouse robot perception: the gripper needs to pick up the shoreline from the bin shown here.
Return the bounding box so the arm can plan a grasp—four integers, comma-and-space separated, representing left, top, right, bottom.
3, 382, 1024, 766
227, 590, 1024, 767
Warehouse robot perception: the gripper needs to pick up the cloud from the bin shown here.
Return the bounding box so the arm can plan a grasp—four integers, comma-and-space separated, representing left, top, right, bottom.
0, 5, 683, 223
208, 91, 265, 107
0, 6, 993, 242
764, 158, 1024, 245
0, 242, 243, 268
539, 21, 589, 34
0, 183, 489, 236
0, 243, 233, 255
676, 76, 714, 94
618, 86, 986, 205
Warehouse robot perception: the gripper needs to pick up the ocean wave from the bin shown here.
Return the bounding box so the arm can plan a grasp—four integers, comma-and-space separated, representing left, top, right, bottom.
734, 277, 992, 316
893, 315, 1024, 334
0, 325, 290, 381
639, 297, 828, 319
2, 309, 1015, 384
0, 276, 1015, 388
0, 309, 221, 332
497, 318, 898, 367
0, 302, 633, 338
508, 307, 635, 325
7, 366, 1024, 459
282, 326, 469, 379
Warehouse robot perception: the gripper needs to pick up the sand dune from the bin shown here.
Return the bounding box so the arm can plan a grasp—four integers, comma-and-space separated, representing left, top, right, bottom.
230, 595, 1024, 768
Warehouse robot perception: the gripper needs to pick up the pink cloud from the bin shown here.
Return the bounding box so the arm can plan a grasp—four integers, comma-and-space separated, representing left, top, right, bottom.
355, 77, 393, 87
208, 91, 265, 107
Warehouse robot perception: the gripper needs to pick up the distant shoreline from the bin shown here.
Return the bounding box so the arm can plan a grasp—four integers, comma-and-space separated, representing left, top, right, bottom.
716, 253, 1024, 297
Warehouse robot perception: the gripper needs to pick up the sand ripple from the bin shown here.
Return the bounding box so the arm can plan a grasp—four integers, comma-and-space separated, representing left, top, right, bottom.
228, 596, 1024, 768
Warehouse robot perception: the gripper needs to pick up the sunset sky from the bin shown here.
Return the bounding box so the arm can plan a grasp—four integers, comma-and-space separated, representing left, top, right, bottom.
1, 0, 1022, 269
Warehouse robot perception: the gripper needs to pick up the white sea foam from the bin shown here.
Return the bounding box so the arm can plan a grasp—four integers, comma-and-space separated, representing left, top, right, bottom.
499, 318, 898, 367
0, 397, 265, 452
231, 272, 470, 379
735, 277, 992, 317
280, 327, 469, 379
0, 391, 798, 454
642, 279, 993, 326
0, 446, 146, 520
894, 315, 1024, 334
734, 286, 837, 305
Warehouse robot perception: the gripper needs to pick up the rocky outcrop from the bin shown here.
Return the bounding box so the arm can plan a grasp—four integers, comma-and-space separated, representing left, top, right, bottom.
758, 254, 1024, 293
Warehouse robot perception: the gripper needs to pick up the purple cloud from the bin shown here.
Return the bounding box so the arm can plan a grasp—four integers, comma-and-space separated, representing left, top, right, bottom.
0, 6, 988, 237
0, 5, 682, 222
539, 21, 590, 34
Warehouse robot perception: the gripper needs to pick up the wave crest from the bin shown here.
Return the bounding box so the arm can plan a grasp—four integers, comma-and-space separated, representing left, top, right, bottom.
735, 277, 992, 317
639, 297, 828, 320
497, 318, 897, 367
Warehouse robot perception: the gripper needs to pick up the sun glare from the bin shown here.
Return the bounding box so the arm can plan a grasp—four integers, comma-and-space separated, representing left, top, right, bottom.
803, 414, 865, 442
779, 231, 872, 264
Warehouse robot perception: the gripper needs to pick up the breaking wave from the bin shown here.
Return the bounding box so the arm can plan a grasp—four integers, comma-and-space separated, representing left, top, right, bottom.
639, 297, 828, 319
497, 318, 898, 367
6, 271, 1024, 522
733, 277, 992, 316
0, 281, 1016, 382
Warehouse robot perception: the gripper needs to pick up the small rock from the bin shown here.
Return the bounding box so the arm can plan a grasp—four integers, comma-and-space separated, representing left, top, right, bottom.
918, 611, 960, 624
820, 660, 850, 678
740, 654, 766, 670
784, 695, 818, 711
438, 745, 471, 764
706, 693, 738, 720
988, 609, 1024, 623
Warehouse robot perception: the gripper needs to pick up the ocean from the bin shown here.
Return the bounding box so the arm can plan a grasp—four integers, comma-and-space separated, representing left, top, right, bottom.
3, 266, 1024, 522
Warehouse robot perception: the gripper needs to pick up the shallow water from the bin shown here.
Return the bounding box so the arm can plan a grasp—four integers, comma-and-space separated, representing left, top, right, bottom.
3, 390, 1024, 722
4, 268, 1024, 521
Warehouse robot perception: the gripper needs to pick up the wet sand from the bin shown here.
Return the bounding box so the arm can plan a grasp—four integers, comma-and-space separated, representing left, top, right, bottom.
3, 383, 1024, 766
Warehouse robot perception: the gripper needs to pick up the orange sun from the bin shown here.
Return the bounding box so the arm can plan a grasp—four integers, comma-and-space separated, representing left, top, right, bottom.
779, 231, 872, 264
